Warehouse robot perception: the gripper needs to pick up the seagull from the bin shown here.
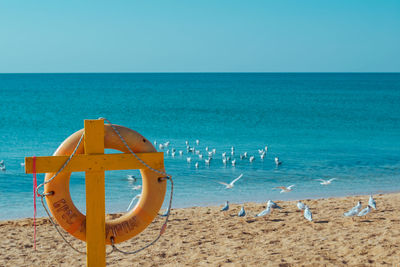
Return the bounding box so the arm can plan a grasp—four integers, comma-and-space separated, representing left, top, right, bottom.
212, 148, 216, 154
222, 158, 227, 165
154, 140, 157, 145
205, 146, 209, 152
344, 201, 362, 217
171, 151, 176, 157
255, 205, 271, 217
358, 205, 372, 217
297, 201, 306, 210
221, 201, 229, 211
127, 175, 137, 182
187, 157, 191, 163
208, 151, 213, 157
265, 145, 268, 152
0, 160, 4, 166
164, 141, 170, 147
275, 157, 282, 166
267, 200, 282, 209
205, 158, 211, 165
127, 194, 141, 211
368, 195, 376, 210
258, 149, 264, 155
231, 159, 236, 166
179, 150, 183, 156
195, 162, 199, 168
304, 205, 313, 222
166, 149, 170, 155
196, 139, 200, 145
0, 165, 6, 171
239, 154, 245, 160
132, 185, 142, 191
217, 174, 244, 189
159, 144, 165, 150
185, 140, 189, 146
316, 178, 337, 185
274, 185, 295, 193
249, 156, 255, 162
222, 152, 227, 158
160, 206, 171, 217
243, 152, 248, 158
260, 153, 265, 160
238, 205, 246, 217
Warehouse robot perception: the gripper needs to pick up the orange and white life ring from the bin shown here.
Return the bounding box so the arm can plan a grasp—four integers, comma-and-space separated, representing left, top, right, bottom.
44, 125, 167, 244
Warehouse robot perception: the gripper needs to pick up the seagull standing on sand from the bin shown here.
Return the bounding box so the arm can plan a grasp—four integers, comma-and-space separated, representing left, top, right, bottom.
369, 195, 377, 210
316, 178, 337, 185
267, 200, 282, 209
160, 206, 171, 217
358, 205, 372, 217
274, 185, 295, 193
343, 201, 362, 217
255, 205, 271, 217
238, 205, 246, 217
221, 201, 229, 211
217, 174, 244, 189
304, 205, 313, 222
297, 201, 306, 210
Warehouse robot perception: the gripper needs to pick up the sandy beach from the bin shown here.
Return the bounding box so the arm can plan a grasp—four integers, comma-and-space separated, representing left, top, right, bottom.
1, 193, 399, 266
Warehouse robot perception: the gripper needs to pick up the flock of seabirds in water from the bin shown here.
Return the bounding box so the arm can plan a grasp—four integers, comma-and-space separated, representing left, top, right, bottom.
0, 138, 377, 221
123, 139, 378, 222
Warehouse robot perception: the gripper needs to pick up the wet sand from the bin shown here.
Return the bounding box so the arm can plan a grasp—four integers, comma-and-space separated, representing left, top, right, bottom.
1, 193, 400, 266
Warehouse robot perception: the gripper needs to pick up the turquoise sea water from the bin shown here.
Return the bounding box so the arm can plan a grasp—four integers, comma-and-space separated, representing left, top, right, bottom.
0, 73, 399, 220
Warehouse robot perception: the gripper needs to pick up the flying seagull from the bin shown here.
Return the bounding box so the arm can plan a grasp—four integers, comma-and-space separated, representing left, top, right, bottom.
217, 174, 244, 189
316, 178, 337, 185
274, 185, 295, 193
126, 194, 141, 211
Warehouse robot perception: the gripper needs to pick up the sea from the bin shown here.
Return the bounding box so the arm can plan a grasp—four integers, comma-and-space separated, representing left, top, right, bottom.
0, 73, 399, 220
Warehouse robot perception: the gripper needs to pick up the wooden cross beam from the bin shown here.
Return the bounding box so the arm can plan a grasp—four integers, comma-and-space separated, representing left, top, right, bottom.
25, 119, 163, 267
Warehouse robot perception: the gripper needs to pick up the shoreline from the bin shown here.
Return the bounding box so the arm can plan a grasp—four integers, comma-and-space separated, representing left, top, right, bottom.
1, 192, 400, 266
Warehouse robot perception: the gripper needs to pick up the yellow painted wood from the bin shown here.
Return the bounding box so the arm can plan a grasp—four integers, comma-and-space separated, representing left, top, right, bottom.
84, 120, 106, 267
25, 152, 163, 174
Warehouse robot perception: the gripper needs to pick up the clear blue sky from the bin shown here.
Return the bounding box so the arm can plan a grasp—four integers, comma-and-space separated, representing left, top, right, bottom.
0, 1, 399, 73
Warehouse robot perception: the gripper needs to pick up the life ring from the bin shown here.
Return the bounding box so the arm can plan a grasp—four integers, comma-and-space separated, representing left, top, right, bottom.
44, 125, 167, 244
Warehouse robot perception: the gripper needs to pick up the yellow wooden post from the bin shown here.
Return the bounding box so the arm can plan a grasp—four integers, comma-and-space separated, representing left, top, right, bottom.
24, 119, 165, 266
84, 119, 106, 267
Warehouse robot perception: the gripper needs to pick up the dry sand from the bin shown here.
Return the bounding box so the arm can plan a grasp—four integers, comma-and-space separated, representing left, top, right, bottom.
1, 193, 400, 266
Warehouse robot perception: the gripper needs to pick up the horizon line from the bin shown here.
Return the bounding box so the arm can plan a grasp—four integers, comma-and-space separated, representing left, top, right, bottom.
1, 71, 399, 74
